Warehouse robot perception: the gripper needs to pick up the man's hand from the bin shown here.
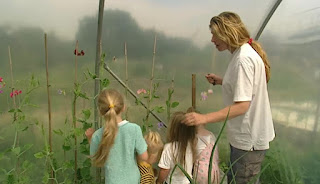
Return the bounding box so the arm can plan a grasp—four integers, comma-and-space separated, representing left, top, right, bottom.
205, 73, 223, 85
182, 112, 208, 126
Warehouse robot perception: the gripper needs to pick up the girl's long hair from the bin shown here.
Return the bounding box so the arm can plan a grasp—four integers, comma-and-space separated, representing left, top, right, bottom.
92, 89, 124, 167
210, 11, 271, 83
167, 112, 197, 168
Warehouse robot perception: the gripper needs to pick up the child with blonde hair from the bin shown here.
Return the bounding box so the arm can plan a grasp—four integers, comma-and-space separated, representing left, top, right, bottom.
138, 131, 164, 184
85, 89, 148, 184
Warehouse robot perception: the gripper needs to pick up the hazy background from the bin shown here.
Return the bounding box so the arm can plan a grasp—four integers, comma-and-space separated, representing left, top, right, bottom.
1, 0, 320, 183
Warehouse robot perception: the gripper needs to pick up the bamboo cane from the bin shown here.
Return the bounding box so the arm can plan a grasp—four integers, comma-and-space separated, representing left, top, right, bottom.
44, 34, 54, 183
94, 1, 105, 181
192, 74, 196, 109
124, 42, 129, 120
146, 35, 157, 125
73, 40, 79, 183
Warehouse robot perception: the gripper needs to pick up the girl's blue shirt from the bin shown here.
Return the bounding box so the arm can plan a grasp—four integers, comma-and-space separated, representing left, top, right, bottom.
90, 120, 147, 184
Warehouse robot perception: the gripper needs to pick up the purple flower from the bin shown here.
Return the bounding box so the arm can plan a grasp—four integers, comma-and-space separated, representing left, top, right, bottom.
157, 122, 165, 130
201, 92, 208, 101
0, 90, 3, 94
57, 89, 66, 96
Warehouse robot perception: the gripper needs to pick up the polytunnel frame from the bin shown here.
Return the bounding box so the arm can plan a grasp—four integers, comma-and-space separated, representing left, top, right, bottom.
99, 0, 283, 128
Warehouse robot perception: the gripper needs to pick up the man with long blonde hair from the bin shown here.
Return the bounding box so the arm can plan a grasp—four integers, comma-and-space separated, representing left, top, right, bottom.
183, 12, 275, 184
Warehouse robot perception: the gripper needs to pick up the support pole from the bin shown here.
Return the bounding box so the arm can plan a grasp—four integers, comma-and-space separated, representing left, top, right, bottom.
255, 0, 282, 40
94, 1, 105, 182
192, 74, 196, 109
44, 34, 54, 183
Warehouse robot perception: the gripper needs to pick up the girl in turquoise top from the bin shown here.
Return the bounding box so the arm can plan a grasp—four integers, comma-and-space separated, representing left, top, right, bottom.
86, 89, 148, 184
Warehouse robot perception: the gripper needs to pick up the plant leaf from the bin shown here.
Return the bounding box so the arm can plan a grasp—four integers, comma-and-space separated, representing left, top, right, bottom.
170, 164, 195, 184
53, 129, 64, 136
63, 144, 71, 151
82, 109, 91, 120
34, 152, 45, 159
100, 78, 110, 88
171, 102, 179, 108
12, 147, 21, 156
209, 107, 229, 183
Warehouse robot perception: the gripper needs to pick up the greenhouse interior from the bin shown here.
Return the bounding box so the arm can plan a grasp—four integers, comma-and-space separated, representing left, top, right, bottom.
0, 0, 319, 183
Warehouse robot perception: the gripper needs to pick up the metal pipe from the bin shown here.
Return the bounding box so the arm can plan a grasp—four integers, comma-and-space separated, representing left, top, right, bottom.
255, 0, 282, 40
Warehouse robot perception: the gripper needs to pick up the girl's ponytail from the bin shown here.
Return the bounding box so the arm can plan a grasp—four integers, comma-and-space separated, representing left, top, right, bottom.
92, 89, 124, 167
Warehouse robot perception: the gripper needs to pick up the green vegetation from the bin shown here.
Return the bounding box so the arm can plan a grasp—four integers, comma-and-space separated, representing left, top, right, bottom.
0, 9, 320, 184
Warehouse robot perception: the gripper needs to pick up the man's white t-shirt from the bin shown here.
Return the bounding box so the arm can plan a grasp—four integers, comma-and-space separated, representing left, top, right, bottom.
222, 43, 275, 151
158, 142, 193, 184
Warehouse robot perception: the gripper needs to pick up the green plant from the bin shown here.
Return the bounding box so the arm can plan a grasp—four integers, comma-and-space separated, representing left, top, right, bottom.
165, 87, 179, 123
2, 74, 40, 184
260, 143, 304, 184
34, 122, 73, 184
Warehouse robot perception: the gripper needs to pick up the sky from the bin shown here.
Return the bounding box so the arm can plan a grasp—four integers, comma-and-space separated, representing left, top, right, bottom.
0, 0, 319, 46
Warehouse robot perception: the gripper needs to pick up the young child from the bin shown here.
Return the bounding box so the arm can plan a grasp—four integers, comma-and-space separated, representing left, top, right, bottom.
156, 111, 198, 184
194, 125, 220, 184
138, 131, 164, 184
85, 89, 148, 184
187, 107, 221, 184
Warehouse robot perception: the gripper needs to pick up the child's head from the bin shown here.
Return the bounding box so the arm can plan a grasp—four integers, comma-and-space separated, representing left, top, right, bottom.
167, 111, 197, 167
144, 131, 164, 164
186, 106, 197, 113
186, 107, 205, 130
92, 89, 124, 167
97, 89, 124, 117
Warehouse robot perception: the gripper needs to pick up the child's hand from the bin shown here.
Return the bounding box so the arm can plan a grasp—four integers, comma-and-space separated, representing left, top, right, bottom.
85, 128, 95, 140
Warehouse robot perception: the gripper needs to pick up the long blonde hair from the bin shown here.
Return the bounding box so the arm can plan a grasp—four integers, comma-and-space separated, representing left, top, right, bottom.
144, 131, 164, 160
209, 11, 271, 83
92, 89, 124, 167
167, 112, 197, 168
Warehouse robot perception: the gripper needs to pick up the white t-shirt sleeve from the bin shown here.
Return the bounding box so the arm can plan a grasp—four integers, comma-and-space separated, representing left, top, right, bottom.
158, 143, 172, 169
233, 57, 254, 102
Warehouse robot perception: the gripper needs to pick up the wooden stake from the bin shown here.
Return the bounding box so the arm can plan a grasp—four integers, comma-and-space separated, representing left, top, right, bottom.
146, 35, 157, 125
44, 34, 54, 183
192, 74, 196, 109
73, 40, 79, 183
94, 0, 105, 181
124, 42, 129, 120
